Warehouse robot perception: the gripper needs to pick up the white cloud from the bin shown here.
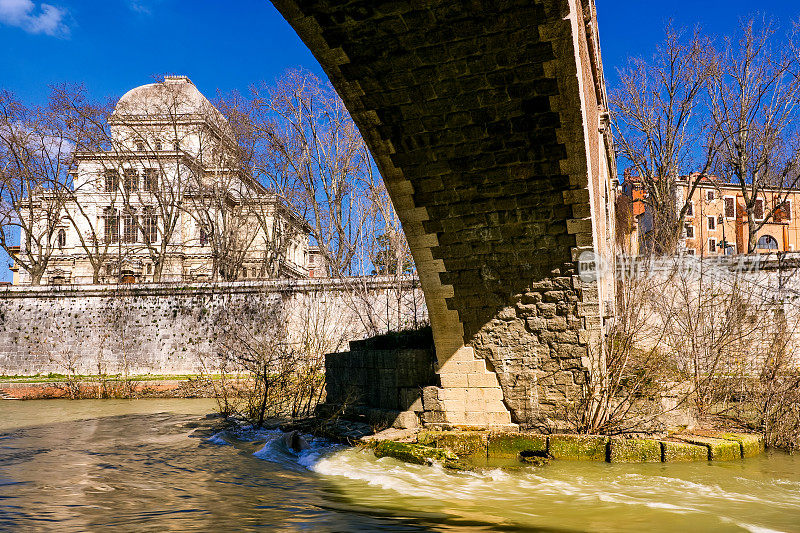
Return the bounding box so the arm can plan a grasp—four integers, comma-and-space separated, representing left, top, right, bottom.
0, 0, 69, 37
128, 1, 151, 15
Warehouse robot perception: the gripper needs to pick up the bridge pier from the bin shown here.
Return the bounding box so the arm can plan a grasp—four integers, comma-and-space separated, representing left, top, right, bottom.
272, 0, 616, 429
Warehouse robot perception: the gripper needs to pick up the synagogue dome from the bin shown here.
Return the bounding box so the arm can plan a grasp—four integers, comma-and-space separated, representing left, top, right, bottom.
112, 76, 231, 135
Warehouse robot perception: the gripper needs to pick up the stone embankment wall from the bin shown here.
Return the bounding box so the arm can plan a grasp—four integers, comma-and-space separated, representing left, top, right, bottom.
623, 255, 800, 370
0, 277, 426, 376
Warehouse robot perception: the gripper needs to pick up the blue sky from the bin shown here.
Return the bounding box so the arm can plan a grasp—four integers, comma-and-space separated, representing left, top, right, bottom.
0, 0, 799, 281
2, 0, 799, 105
0, 0, 324, 104
597, 0, 800, 86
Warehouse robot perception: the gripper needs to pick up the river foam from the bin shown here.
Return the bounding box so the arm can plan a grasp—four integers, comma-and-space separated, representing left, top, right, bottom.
205, 426, 800, 532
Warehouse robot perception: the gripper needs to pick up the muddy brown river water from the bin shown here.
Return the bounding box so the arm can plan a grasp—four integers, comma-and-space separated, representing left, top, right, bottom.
0, 399, 798, 531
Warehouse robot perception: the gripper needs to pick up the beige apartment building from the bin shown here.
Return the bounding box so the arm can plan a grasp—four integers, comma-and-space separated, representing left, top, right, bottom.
620, 175, 800, 256
677, 179, 800, 256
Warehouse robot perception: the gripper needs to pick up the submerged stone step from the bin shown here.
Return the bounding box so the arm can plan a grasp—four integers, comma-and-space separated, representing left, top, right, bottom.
608, 438, 662, 463
373, 440, 462, 469
660, 440, 709, 462
716, 433, 765, 458
367, 428, 766, 469
548, 434, 608, 461
417, 430, 488, 456
673, 435, 741, 461
487, 433, 548, 459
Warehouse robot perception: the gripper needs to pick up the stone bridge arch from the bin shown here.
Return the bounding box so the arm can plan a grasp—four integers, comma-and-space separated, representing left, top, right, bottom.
270, 0, 617, 428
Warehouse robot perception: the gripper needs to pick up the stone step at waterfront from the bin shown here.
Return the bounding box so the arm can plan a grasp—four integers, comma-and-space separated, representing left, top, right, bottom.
370, 430, 766, 467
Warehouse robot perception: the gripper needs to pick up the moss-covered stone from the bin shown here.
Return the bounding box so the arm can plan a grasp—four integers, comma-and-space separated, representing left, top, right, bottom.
717, 433, 764, 458
548, 434, 608, 461
417, 430, 487, 456
487, 433, 548, 459
674, 435, 741, 461
374, 440, 463, 468
661, 440, 708, 462
608, 438, 662, 463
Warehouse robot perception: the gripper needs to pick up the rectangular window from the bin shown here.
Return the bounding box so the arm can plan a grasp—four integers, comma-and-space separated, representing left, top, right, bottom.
686, 248, 696, 255
103, 208, 119, 243
686, 201, 693, 216
707, 216, 716, 230
724, 196, 735, 218
685, 223, 694, 238
122, 209, 138, 243
136, 141, 145, 151
143, 169, 158, 192
104, 170, 119, 192
123, 169, 138, 192
754, 198, 764, 220
199, 226, 210, 246
142, 207, 158, 244
706, 190, 715, 202
779, 200, 792, 222
708, 238, 716, 253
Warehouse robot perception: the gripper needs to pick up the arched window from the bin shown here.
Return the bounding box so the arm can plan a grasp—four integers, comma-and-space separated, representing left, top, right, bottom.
757, 235, 778, 250
57, 229, 66, 249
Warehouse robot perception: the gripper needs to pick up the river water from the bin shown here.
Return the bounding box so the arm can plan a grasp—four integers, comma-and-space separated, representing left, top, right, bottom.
0, 399, 798, 532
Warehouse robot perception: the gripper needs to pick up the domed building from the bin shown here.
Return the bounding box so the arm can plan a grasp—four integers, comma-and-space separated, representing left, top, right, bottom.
13, 76, 311, 285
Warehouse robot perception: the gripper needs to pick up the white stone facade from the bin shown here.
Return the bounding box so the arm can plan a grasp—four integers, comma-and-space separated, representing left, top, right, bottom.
13, 76, 310, 285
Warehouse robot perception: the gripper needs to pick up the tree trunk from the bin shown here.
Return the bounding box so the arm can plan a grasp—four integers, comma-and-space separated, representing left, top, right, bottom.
153, 259, 163, 282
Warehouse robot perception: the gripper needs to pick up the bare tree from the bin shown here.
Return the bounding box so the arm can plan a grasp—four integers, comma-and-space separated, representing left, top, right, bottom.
0, 89, 73, 285
612, 25, 717, 254
246, 70, 378, 277
240, 70, 421, 335
578, 254, 800, 443
49, 84, 125, 283
708, 18, 800, 253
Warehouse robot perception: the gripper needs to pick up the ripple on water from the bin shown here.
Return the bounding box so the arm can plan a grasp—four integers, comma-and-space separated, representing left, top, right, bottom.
235, 438, 800, 533
2, 401, 797, 533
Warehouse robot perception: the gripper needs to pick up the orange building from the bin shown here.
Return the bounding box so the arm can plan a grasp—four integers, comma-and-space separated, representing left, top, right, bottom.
619, 174, 800, 255
678, 179, 799, 256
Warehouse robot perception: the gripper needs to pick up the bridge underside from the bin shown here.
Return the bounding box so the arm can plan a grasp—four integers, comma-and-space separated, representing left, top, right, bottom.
271, 0, 616, 429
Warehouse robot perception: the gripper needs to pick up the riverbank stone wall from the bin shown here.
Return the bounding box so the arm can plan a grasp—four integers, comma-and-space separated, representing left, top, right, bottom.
0, 278, 425, 376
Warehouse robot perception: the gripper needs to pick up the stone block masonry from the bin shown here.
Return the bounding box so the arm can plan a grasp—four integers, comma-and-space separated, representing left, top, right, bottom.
0, 278, 426, 377
373, 431, 764, 467
322, 329, 438, 428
